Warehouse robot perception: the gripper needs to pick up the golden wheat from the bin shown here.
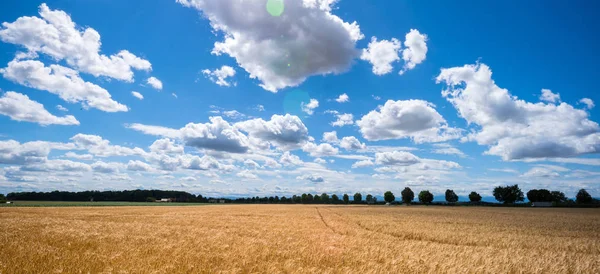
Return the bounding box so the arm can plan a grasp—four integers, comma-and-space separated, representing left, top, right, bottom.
1, 205, 599, 273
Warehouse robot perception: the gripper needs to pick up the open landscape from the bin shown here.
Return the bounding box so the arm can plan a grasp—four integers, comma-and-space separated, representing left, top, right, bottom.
1, 205, 599, 273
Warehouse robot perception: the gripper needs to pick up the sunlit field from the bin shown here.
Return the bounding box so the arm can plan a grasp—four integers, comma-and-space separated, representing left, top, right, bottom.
1, 205, 599, 273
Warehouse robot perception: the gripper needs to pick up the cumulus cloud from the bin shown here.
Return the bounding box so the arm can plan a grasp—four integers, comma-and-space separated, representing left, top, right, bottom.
375, 151, 421, 166
235, 114, 309, 150
70, 134, 145, 157
351, 159, 374, 168
56, 105, 68, 112
202, 66, 236, 87
339, 136, 366, 150
335, 93, 349, 103
314, 158, 327, 164
1, 59, 128, 112
437, 62, 600, 160
360, 37, 401, 75
237, 170, 258, 179
21, 159, 91, 172
296, 174, 324, 183
177, 0, 363, 92
149, 138, 184, 155
322, 131, 338, 143
327, 111, 354, 127
580, 98, 594, 109
91, 161, 122, 173
146, 77, 163, 90
357, 99, 461, 143
125, 123, 181, 139
0, 91, 79, 125
521, 167, 560, 178
64, 152, 93, 161
279, 151, 303, 166
0, 3, 151, 81
431, 143, 466, 158
301, 98, 319, 115
131, 91, 143, 100
127, 160, 153, 172
302, 142, 339, 157
539, 89, 560, 103
399, 29, 428, 75
0, 140, 50, 165
181, 117, 249, 153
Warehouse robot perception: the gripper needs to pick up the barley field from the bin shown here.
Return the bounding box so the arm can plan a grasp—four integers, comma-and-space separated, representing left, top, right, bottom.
1, 205, 599, 273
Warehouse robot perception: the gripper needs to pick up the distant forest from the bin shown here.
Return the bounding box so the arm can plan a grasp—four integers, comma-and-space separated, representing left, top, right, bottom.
4, 185, 599, 207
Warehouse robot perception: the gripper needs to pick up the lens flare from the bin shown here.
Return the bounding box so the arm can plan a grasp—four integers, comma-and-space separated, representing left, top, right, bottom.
266, 0, 284, 17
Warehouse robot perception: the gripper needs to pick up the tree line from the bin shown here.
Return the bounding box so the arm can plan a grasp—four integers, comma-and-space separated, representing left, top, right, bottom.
2, 185, 597, 205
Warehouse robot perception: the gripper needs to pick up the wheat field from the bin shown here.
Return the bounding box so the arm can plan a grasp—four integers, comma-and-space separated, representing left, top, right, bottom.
1, 205, 599, 273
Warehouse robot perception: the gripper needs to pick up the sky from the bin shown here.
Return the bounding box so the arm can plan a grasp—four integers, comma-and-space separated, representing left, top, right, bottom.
0, 0, 599, 199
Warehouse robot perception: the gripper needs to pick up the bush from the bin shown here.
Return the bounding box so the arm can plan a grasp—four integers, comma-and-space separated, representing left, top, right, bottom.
401, 187, 414, 204
418, 190, 434, 204
493, 184, 524, 204
146, 197, 156, 202
445, 189, 458, 203
384, 191, 395, 203
576, 189, 593, 204
468, 191, 482, 202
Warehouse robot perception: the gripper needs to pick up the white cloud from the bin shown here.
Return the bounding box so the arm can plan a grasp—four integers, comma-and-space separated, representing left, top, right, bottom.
70, 134, 145, 157
56, 105, 68, 112
244, 159, 261, 169
180, 117, 249, 153
375, 151, 421, 166
322, 131, 338, 143
539, 89, 560, 103
399, 29, 428, 75
235, 114, 309, 150
335, 93, 349, 103
0, 140, 51, 165
1, 59, 129, 112
301, 98, 319, 115
177, 0, 363, 92
222, 110, 246, 119
91, 161, 123, 173
437, 62, 600, 160
0, 3, 151, 81
263, 158, 282, 169
125, 123, 181, 139
256, 105, 265, 111
357, 99, 460, 143
127, 160, 153, 172
237, 170, 258, 179
488, 168, 519, 174
202, 66, 236, 87
580, 98, 594, 109
339, 136, 366, 150
431, 143, 466, 157
521, 167, 560, 178
0, 91, 79, 125
372, 95, 381, 100
64, 152, 93, 161
360, 37, 401, 75
296, 174, 324, 183
302, 142, 339, 157
279, 151, 303, 166
351, 159, 374, 168
131, 91, 144, 100
146, 77, 163, 90
330, 112, 354, 127
314, 158, 327, 164
149, 138, 184, 155
172, 93, 178, 99
20, 159, 91, 173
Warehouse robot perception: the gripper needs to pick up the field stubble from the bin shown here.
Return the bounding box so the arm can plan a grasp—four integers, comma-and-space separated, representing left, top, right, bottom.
0, 205, 599, 273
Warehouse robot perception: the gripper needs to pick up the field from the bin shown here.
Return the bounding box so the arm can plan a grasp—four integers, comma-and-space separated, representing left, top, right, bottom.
1, 205, 599, 273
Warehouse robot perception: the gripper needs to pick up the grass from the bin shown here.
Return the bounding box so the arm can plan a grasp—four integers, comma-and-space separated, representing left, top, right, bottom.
1, 205, 598, 273
0, 201, 209, 207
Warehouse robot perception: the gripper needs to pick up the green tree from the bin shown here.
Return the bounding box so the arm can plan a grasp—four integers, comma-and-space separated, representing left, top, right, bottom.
321, 193, 330, 203
343, 194, 349, 204
301, 193, 308, 204
306, 194, 314, 203
366, 194, 373, 204
384, 191, 395, 203
313, 194, 321, 203
493, 184, 524, 204
445, 189, 458, 203
353, 193, 363, 203
0, 193, 6, 203
576, 189, 593, 204
146, 197, 156, 202
401, 187, 414, 204
418, 190, 434, 204
527, 189, 552, 202
468, 191, 482, 202
331, 194, 340, 203
550, 191, 568, 204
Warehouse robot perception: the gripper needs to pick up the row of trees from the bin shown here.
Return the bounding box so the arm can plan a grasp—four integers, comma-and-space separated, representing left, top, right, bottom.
2, 185, 596, 205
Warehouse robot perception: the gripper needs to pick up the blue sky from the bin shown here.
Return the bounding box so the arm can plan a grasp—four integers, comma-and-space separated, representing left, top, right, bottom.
0, 0, 599, 199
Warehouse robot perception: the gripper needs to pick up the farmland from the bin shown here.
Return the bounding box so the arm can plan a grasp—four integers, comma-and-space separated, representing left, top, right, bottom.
1, 205, 599, 273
